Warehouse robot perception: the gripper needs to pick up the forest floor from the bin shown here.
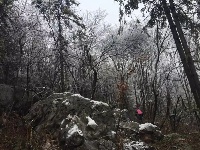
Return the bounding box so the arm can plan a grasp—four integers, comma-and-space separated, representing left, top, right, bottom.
152, 132, 200, 150
0, 112, 200, 150
0, 112, 59, 150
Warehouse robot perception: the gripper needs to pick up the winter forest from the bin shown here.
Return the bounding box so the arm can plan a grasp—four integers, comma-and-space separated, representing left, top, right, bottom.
0, 0, 200, 149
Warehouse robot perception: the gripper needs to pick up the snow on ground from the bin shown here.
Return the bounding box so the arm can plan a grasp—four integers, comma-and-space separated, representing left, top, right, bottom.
139, 123, 157, 131
67, 124, 83, 138
124, 141, 150, 150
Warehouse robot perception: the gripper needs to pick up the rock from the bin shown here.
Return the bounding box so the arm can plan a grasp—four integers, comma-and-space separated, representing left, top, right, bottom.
24, 92, 161, 149
119, 121, 140, 141
120, 121, 140, 132
138, 123, 164, 143
59, 115, 87, 149
25, 92, 116, 149
98, 139, 116, 150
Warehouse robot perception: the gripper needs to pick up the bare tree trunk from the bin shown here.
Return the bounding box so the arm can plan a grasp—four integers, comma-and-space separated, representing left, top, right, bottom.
152, 22, 161, 124
162, 0, 200, 109
160, 88, 171, 129
26, 63, 30, 101
57, 8, 65, 93
91, 69, 97, 100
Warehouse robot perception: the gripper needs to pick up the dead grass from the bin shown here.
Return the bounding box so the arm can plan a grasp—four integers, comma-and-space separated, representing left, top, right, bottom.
151, 132, 200, 150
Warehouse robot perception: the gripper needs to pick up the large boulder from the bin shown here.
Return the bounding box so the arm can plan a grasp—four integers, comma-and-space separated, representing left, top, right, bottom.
24, 92, 162, 149
25, 92, 117, 149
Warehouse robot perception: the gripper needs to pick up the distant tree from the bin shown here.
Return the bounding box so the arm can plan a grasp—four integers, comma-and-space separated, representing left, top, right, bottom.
102, 21, 152, 120
68, 10, 111, 99
115, 0, 200, 110
32, 0, 84, 92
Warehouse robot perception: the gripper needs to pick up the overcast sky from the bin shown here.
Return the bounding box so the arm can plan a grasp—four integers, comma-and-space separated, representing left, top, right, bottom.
78, 0, 146, 26
78, 0, 120, 25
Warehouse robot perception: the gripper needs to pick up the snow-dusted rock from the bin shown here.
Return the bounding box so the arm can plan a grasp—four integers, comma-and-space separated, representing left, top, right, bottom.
139, 123, 158, 132
25, 92, 116, 149
138, 123, 164, 143
24, 92, 161, 149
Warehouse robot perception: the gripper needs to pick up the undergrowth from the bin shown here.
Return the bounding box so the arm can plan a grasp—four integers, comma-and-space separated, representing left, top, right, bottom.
0, 112, 60, 150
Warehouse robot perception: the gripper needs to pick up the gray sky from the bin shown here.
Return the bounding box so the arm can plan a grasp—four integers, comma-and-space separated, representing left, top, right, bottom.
78, 0, 146, 25
78, 0, 120, 25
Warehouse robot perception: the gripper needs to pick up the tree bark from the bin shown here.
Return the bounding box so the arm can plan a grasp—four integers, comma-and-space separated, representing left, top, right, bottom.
57, 7, 65, 93
91, 69, 97, 100
152, 21, 161, 124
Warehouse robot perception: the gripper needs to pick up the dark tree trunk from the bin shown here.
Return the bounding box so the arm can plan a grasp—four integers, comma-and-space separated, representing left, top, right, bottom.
3, 63, 9, 84
160, 88, 171, 129
152, 88, 158, 124
162, 0, 200, 110
152, 22, 161, 124
91, 69, 97, 100
57, 8, 65, 93
26, 63, 30, 101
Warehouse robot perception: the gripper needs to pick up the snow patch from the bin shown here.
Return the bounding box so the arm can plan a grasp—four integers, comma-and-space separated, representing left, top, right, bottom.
72, 94, 90, 100
62, 99, 70, 105
65, 102, 70, 105
86, 116, 98, 130
139, 123, 157, 131
124, 141, 149, 150
72, 93, 109, 107
111, 131, 116, 135
90, 100, 109, 107
67, 124, 83, 138
61, 119, 65, 125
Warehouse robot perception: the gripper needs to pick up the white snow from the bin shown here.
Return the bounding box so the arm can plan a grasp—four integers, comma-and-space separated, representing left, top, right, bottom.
62, 100, 67, 103
72, 94, 90, 100
67, 124, 83, 138
65, 102, 70, 105
90, 100, 109, 107
52, 100, 58, 104
111, 131, 116, 136
86, 116, 98, 129
61, 119, 65, 125
139, 123, 157, 131
72, 94, 109, 107
124, 141, 149, 150
62, 99, 70, 105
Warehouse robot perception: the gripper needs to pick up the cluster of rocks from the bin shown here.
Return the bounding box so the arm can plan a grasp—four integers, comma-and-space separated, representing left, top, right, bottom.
24, 92, 164, 150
